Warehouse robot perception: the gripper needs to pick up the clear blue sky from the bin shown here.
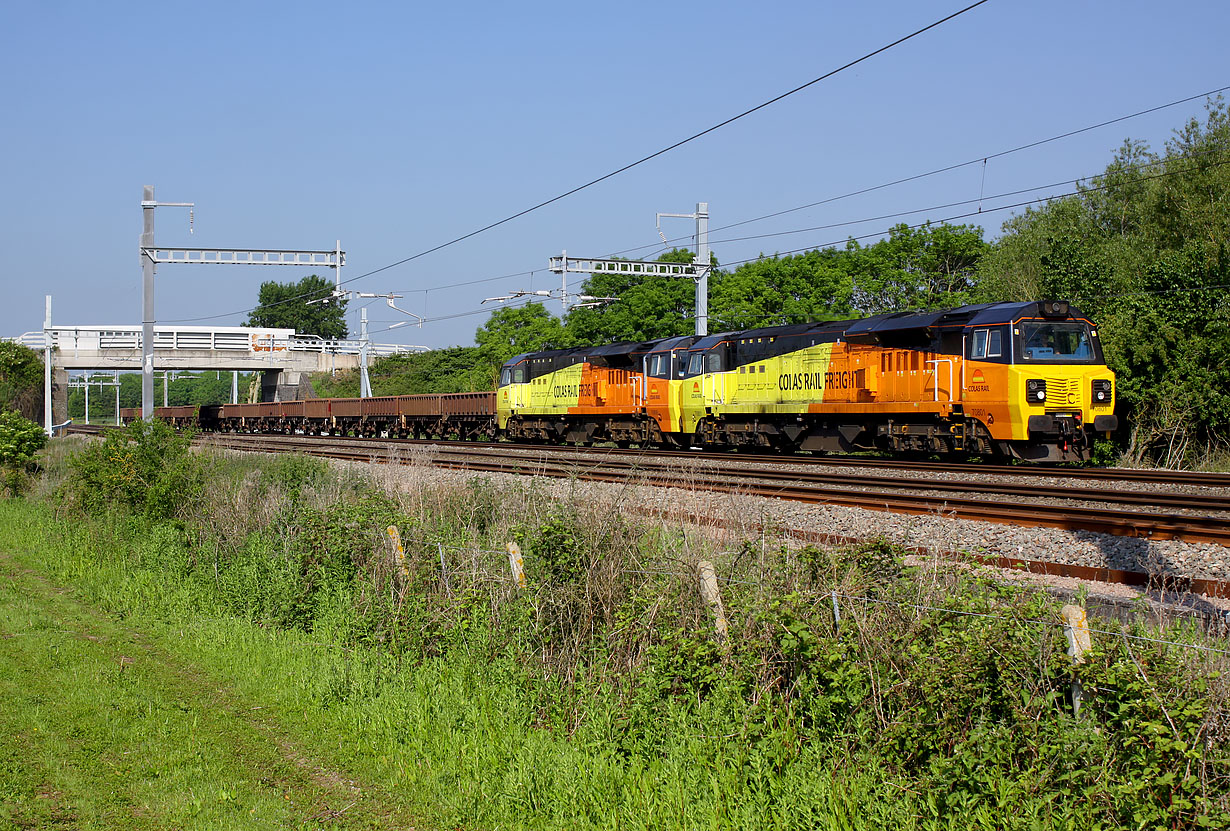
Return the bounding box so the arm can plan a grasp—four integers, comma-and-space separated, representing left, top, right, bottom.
2, 0, 1226, 349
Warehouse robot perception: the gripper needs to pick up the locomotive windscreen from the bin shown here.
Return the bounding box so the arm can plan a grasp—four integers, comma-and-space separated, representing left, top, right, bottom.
1019, 322, 1096, 362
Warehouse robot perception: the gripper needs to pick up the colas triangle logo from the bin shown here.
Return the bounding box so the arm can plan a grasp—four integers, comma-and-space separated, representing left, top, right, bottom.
971, 369, 986, 383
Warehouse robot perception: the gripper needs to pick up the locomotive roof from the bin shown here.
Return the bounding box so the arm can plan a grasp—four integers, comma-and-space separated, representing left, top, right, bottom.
837, 301, 1088, 337
500, 301, 1086, 366
503, 338, 655, 367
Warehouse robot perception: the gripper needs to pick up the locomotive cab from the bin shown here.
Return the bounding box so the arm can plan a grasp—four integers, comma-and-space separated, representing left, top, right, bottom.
496, 354, 532, 432
961, 301, 1117, 462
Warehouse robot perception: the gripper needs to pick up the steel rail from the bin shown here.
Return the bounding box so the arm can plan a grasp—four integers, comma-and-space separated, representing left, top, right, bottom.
352, 440, 1230, 513
196, 434, 1230, 513
197, 433, 1230, 546
67, 424, 1230, 489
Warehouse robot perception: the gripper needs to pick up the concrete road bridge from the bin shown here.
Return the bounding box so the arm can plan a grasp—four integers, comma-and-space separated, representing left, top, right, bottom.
8, 324, 422, 421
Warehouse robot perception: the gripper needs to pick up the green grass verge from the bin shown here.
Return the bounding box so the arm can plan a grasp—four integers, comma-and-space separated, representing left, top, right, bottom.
0, 500, 910, 830
0, 503, 418, 830
8, 427, 1230, 829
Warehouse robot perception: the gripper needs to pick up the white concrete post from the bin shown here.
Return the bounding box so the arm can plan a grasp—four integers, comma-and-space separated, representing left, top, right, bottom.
507, 542, 526, 590
43, 296, 52, 436
437, 543, 452, 595
697, 560, 728, 642
1062, 604, 1092, 717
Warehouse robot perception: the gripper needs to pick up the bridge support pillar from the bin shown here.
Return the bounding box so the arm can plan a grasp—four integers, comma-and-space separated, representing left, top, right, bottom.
260, 369, 317, 403
50, 366, 69, 427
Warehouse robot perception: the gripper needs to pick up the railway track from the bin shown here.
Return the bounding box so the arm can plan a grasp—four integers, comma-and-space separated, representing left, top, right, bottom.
67, 423, 1230, 488
62, 424, 1230, 600
192, 432, 1230, 547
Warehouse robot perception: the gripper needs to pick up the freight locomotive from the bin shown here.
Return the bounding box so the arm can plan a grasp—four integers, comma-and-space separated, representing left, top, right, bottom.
126, 301, 1117, 463
497, 300, 1117, 463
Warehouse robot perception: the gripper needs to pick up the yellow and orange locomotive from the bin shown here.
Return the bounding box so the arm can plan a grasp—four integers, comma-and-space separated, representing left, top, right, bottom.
498, 300, 1117, 462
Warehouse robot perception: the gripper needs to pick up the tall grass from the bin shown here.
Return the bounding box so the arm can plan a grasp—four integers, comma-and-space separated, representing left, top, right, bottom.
13, 427, 1230, 828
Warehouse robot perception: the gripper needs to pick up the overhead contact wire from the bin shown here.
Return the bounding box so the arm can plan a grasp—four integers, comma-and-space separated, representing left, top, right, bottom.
165, 1, 991, 324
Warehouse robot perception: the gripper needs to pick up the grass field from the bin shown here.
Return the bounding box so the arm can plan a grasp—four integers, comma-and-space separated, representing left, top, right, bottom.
0, 514, 423, 830
3, 430, 1228, 829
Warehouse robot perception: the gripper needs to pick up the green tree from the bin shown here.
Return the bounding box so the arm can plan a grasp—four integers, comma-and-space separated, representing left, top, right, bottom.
710, 248, 857, 330
313, 347, 490, 397
846, 222, 988, 315
475, 304, 566, 384
0, 341, 43, 419
976, 98, 1230, 464
246, 274, 348, 339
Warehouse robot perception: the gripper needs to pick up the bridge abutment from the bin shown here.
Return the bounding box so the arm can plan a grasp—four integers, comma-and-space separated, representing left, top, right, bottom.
261, 369, 318, 403
45, 364, 69, 427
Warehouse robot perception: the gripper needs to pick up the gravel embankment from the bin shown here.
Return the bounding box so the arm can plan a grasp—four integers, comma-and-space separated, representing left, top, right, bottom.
364, 448, 1230, 598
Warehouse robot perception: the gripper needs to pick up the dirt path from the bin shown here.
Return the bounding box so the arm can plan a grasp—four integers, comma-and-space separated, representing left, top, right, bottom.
0, 551, 423, 830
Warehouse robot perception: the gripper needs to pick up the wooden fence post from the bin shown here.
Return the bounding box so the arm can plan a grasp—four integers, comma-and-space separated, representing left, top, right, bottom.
386, 525, 409, 580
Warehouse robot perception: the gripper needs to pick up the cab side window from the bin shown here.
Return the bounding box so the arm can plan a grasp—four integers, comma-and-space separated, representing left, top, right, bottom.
687, 354, 705, 376
971, 329, 989, 359
512, 367, 526, 383
648, 354, 670, 378
705, 352, 723, 373
970, 329, 1003, 359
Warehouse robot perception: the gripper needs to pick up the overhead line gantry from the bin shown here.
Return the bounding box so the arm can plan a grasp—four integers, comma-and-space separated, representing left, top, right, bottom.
139, 185, 344, 418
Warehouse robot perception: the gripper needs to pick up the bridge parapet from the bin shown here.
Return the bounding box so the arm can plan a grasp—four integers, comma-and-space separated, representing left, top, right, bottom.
7, 325, 420, 365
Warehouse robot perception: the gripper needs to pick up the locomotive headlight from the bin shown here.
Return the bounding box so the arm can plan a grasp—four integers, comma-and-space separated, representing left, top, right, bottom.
1026, 379, 1047, 403
1092, 379, 1112, 404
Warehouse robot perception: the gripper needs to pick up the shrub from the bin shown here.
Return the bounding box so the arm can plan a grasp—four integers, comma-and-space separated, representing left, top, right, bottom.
0, 410, 47, 495
0, 341, 43, 418
65, 418, 206, 519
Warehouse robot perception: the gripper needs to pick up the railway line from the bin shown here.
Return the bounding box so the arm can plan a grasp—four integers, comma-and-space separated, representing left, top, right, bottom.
63, 424, 1230, 600
68, 424, 1230, 537
183, 431, 1230, 544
